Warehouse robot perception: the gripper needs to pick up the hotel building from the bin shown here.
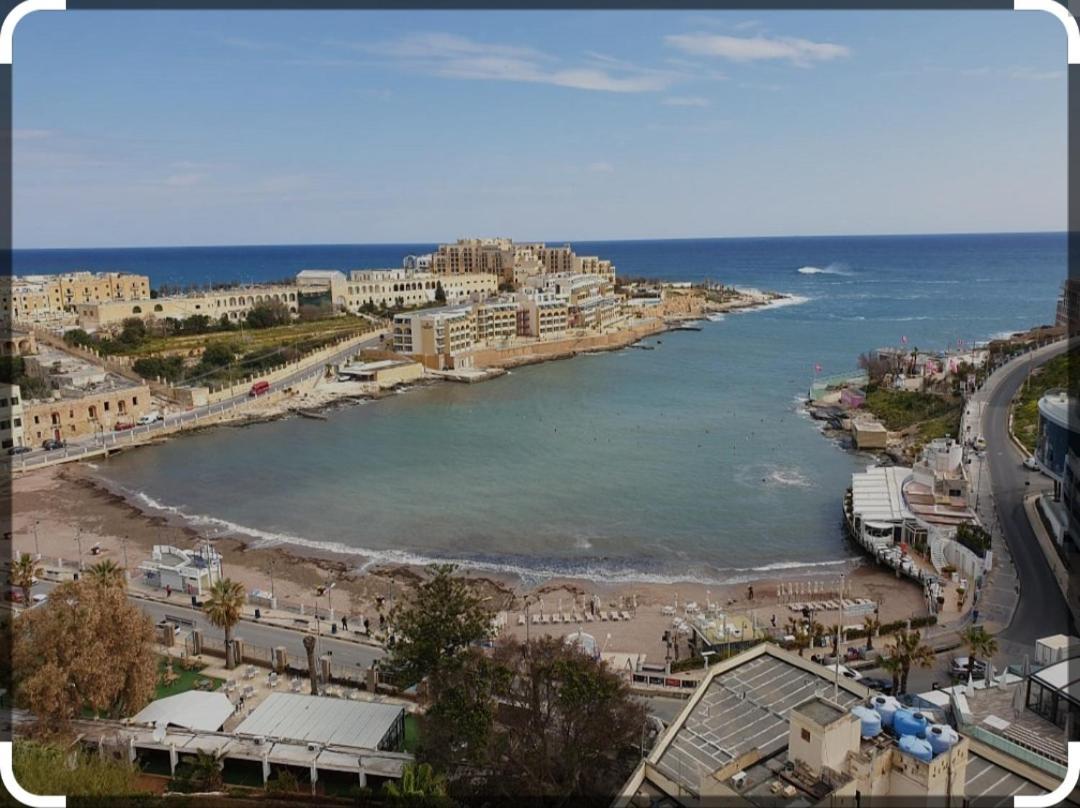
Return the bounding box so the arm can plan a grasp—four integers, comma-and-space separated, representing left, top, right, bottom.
345, 269, 498, 311
76, 284, 300, 330
0, 384, 25, 450
0, 271, 151, 324
392, 305, 477, 370
515, 289, 569, 340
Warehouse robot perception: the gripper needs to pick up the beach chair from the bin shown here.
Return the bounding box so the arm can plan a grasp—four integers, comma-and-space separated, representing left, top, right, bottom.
244, 664, 256, 680
531, 614, 540, 625
571, 612, 581, 623
600, 611, 609, 621
242, 684, 255, 699
268, 672, 278, 689
541, 614, 550, 624
563, 613, 572, 623
551, 614, 562, 624
290, 678, 302, 693
517, 614, 526, 626
584, 612, 594, 622
621, 610, 632, 621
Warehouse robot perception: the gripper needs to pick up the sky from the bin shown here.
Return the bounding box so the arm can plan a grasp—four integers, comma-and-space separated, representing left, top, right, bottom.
12, 9, 1068, 248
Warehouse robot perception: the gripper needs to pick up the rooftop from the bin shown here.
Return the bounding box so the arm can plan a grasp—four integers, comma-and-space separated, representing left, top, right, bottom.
234, 692, 403, 751
791, 697, 847, 727
1037, 390, 1080, 433
131, 691, 234, 733
850, 465, 913, 525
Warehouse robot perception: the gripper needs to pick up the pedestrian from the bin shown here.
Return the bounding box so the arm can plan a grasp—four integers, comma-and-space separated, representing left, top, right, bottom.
165, 584, 171, 598
342, 615, 349, 632
363, 616, 370, 634
747, 585, 754, 601
770, 614, 777, 628
972, 608, 979, 624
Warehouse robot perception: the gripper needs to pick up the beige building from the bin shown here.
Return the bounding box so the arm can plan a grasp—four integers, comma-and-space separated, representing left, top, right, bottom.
337, 359, 424, 388
1, 272, 150, 324
392, 305, 477, 370
515, 289, 569, 340
475, 299, 518, 344
852, 418, 889, 450
1, 383, 25, 450
429, 238, 616, 284
23, 383, 153, 442
345, 269, 498, 311
76, 284, 300, 330
1, 330, 37, 358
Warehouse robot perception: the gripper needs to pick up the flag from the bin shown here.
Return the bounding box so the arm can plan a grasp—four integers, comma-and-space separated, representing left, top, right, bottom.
901, 335, 908, 345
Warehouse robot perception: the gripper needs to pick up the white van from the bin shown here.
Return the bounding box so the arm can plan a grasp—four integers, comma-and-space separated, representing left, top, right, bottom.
136, 411, 162, 425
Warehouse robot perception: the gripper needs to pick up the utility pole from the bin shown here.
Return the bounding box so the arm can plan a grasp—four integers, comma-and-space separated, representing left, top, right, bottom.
74, 527, 83, 571
32, 520, 39, 558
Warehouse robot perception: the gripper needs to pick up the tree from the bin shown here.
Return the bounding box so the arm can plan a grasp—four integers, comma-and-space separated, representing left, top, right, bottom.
882, 628, 935, 694
116, 317, 148, 347
863, 615, 881, 651
245, 299, 291, 329
13, 740, 142, 798
204, 578, 246, 670
421, 637, 645, 801
9, 553, 41, 606
434, 281, 447, 304
383, 762, 449, 803
303, 634, 318, 696
961, 625, 998, 681
199, 341, 238, 369
12, 579, 156, 729
385, 564, 494, 686
87, 559, 126, 588
171, 749, 224, 793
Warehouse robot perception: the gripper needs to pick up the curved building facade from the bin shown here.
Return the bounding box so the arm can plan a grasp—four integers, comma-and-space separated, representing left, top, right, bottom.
1036, 390, 1080, 482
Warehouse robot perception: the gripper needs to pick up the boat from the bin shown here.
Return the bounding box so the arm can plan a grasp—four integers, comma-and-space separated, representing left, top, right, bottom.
293, 408, 328, 421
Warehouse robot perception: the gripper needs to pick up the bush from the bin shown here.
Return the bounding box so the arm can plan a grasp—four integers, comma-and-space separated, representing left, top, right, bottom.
132, 355, 185, 383
956, 523, 991, 558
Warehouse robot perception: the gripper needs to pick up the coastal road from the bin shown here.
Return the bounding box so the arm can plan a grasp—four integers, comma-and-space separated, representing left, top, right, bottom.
979, 339, 1075, 650
10, 330, 387, 468
31, 580, 385, 670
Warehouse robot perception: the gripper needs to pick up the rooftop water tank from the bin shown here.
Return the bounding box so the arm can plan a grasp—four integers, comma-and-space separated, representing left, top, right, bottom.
871, 695, 902, 728
899, 734, 934, 763
851, 705, 883, 738
893, 708, 929, 739
926, 724, 959, 755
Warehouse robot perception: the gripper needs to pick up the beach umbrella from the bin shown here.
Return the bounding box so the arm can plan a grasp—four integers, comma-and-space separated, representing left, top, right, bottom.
984, 660, 994, 690
1012, 680, 1026, 718
262, 752, 271, 785
966, 673, 975, 700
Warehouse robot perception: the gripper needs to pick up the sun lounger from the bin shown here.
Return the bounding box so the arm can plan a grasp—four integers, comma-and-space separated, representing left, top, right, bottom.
600, 611, 609, 621
551, 614, 562, 624
518, 615, 526, 626
542, 614, 550, 624
531, 614, 540, 625
584, 612, 594, 622
563, 613, 572, 623
621, 610, 632, 620
571, 613, 581, 623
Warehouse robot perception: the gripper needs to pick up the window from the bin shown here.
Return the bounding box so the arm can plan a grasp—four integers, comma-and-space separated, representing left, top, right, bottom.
13, 418, 20, 427
0, 398, 6, 407
801, 729, 811, 742
10, 396, 17, 405
1, 420, 9, 430
132, 396, 138, 406
104, 401, 110, 411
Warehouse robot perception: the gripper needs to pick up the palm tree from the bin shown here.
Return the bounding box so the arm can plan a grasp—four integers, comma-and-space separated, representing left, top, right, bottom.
204, 578, 246, 669
880, 654, 903, 694
183, 749, 223, 791
303, 635, 319, 696
863, 615, 881, 651
87, 559, 126, 588
961, 625, 998, 681
883, 628, 935, 693
383, 762, 447, 800
10, 553, 41, 606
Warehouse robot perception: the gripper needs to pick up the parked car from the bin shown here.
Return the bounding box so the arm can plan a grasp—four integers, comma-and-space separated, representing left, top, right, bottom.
1023, 456, 1040, 471
859, 676, 894, 694
114, 422, 135, 431
249, 380, 270, 397
974, 436, 987, 450
950, 656, 988, 678
41, 438, 65, 451
6, 445, 31, 455
136, 411, 162, 425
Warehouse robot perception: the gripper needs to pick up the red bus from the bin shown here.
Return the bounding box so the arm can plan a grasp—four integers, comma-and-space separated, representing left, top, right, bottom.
249, 380, 270, 397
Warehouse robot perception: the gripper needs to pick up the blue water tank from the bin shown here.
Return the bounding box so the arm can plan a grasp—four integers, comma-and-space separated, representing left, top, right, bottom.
871, 695, 901, 728
893, 709, 929, 738
851, 705, 883, 738
926, 724, 959, 755
899, 734, 934, 763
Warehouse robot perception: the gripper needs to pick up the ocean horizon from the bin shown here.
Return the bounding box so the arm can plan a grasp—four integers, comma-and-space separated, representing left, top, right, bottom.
63, 231, 1065, 584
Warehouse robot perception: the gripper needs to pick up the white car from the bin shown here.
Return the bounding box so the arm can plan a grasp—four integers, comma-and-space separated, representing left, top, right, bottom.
136, 411, 162, 426
1023, 456, 1040, 471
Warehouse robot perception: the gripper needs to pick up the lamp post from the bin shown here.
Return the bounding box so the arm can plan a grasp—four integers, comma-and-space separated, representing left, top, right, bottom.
74, 527, 83, 571
121, 535, 129, 572
32, 520, 39, 558
325, 581, 336, 624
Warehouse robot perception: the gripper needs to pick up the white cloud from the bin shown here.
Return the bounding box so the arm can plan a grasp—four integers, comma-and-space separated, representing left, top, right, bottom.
363, 32, 676, 93
662, 96, 711, 107
665, 32, 850, 67
587, 161, 615, 174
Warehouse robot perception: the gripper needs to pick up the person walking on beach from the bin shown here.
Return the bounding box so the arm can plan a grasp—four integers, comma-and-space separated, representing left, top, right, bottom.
341, 615, 348, 632
747, 585, 754, 601
165, 584, 171, 598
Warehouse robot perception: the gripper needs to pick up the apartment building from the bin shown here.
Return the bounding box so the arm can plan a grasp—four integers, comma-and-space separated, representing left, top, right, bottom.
23, 383, 153, 442
0, 272, 151, 324
431, 238, 517, 277
0, 384, 25, 450
76, 284, 300, 330
392, 305, 477, 370
515, 289, 569, 340
345, 269, 498, 311
429, 238, 617, 284
474, 299, 518, 344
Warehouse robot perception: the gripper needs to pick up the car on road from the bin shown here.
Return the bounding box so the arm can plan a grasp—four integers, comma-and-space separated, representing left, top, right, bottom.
114, 422, 135, 431
249, 380, 271, 397
974, 436, 987, 450
41, 438, 65, 451
136, 411, 162, 425
950, 657, 988, 678
1023, 456, 1041, 471
6, 445, 31, 455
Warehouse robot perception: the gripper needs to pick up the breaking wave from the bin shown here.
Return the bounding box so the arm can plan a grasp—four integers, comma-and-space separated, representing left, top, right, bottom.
797, 264, 851, 276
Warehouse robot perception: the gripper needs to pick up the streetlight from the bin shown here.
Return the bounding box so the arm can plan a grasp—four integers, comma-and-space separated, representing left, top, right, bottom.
74, 526, 83, 571
32, 520, 39, 558
121, 535, 129, 572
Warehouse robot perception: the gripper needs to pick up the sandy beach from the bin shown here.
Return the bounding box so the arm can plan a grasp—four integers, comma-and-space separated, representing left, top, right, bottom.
6, 462, 930, 664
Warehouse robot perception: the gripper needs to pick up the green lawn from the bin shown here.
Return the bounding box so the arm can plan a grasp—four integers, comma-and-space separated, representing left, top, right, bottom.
154, 657, 225, 700
863, 387, 963, 444
1012, 349, 1080, 453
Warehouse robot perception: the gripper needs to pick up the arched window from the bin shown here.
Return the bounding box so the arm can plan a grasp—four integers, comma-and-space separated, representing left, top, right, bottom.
132, 305, 142, 314
154, 304, 163, 312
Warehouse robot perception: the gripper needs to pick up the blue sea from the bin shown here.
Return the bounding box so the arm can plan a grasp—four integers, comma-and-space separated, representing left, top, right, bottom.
23, 233, 1066, 583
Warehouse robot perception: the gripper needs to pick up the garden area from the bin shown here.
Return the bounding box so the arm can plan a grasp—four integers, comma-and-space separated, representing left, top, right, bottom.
154, 656, 224, 699
863, 387, 963, 444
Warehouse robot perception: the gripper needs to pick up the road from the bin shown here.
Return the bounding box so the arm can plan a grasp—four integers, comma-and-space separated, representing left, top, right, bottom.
980, 340, 1075, 648
10, 330, 386, 468
32, 580, 385, 670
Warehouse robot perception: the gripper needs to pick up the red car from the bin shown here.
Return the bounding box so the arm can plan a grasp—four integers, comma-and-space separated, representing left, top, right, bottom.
114, 422, 135, 431
249, 380, 270, 397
